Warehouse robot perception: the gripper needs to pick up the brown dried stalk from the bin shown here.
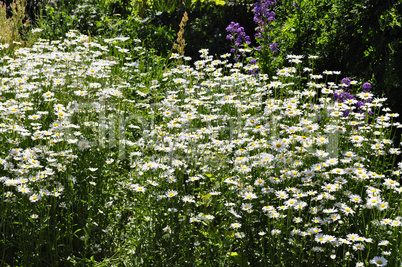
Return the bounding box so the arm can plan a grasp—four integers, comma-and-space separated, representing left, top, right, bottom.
172, 11, 189, 59
0, 0, 32, 53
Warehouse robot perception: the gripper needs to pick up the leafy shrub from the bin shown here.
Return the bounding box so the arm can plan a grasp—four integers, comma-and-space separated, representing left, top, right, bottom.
37, 0, 107, 40
270, 0, 402, 116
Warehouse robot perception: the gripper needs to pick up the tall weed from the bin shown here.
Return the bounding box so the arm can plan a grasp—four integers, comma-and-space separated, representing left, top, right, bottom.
0, 0, 35, 53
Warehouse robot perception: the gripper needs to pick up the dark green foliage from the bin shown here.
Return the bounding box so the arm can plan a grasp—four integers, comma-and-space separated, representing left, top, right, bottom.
141, 2, 255, 60
36, 0, 106, 39
273, 0, 402, 114
267, 0, 402, 162
186, 2, 255, 60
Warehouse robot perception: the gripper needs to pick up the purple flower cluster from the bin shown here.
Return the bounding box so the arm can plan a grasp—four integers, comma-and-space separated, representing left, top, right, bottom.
248, 58, 259, 76
333, 78, 373, 118
341, 77, 351, 86
269, 42, 278, 52
356, 82, 373, 115
362, 82, 372, 92
226, 22, 251, 48
333, 91, 355, 103
253, 0, 276, 39
226, 22, 251, 61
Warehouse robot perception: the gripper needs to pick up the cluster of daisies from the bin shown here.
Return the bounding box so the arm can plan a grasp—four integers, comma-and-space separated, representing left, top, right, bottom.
0, 30, 135, 208
127, 51, 402, 265
1, 29, 401, 265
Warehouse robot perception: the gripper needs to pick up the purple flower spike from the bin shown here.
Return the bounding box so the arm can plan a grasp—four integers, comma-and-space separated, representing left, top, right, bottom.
253, 0, 277, 28
226, 21, 251, 59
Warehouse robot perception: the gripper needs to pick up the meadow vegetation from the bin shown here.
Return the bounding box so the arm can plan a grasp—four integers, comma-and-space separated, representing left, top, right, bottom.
1, 0, 402, 266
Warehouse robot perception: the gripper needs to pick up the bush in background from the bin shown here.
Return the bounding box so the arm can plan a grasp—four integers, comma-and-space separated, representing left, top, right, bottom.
272, 0, 402, 115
